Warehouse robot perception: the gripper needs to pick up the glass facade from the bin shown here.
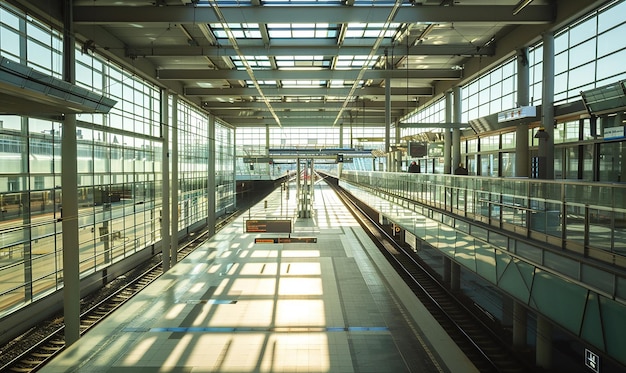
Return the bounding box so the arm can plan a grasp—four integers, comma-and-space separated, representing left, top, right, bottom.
0, 2, 235, 317
235, 125, 386, 176
461, 59, 517, 123
444, 0, 626, 180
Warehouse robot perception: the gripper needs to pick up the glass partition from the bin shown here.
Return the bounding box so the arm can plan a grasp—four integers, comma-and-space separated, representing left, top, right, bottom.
341, 170, 626, 263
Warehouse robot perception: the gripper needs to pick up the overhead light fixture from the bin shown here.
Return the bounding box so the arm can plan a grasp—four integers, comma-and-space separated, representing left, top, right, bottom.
513, 0, 534, 15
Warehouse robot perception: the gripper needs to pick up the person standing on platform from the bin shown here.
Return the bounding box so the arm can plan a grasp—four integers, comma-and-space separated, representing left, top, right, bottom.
408, 161, 420, 173
454, 163, 469, 175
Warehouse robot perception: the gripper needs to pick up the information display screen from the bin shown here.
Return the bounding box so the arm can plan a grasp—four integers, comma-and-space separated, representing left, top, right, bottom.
246, 219, 292, 233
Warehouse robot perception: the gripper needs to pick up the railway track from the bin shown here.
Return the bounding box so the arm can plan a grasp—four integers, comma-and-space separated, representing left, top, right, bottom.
0, 210, 240, 373
325, 176, 536, 373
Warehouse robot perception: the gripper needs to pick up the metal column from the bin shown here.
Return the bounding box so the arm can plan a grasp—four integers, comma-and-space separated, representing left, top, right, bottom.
161, 89, 171, 272
170, 94, 178, 266
61, 0, 80, 346
453, 86, 462, 170
539, 32, 555, 179
208, 114, 216, 237
536, 315, 553, 369
516, 48, 530, 177
444, 91, 452, 174
513, 302, 528, 348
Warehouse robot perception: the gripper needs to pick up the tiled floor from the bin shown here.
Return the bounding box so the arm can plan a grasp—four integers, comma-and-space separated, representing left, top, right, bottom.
40, 180, 477, 373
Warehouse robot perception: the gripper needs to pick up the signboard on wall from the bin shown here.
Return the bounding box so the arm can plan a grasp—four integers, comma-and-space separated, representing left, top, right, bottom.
603, 126, 625, 140
497, 106, 537, 122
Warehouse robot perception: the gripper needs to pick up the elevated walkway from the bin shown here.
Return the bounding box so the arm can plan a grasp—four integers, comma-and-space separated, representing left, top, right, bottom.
337, 170, 626, 368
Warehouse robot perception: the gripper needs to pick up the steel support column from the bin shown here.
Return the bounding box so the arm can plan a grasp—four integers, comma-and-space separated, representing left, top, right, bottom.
62, 0, 80, 346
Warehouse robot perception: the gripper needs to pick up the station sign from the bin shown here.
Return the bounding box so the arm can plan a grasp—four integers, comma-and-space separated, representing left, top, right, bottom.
254, 237, 317, 243
603, 126, 625, 140
243, 157, 273, 163
245, 219, 292, 233
497, 106, 537, 122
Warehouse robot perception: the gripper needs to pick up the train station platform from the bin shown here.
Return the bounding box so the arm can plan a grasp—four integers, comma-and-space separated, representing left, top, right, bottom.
39, 178, 477, 373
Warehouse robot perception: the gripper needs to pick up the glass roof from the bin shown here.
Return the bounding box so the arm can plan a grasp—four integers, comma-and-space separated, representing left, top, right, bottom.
211, 12, 394, 87
344, 22, 400, 38
232, 56, 271, 69
267, 23, 339, 38
210, 23, 261, 39
282, 80, 327, 88
197, 0, 413, 5
275, 56, 331, 69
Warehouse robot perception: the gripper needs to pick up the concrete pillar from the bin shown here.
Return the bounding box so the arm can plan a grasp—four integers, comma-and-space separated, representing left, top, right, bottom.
170, 94, 178, 266
539, 32, 555, 179
619, 113, 626, 182
161, 89, 171, 272
536, 315, 553, 369
208, 114, 216, 237
22, 117, 33, 299
443, 256, 452, 285
385, 76, 392, 171
62, 0, 80, 346
62, 114, 80, 345
513, 302, 528, 348
266, 124, 270, 177
444, 91, 452, 174
450, 261, 461, 291
516, 48, 530, 177
453, 86, 462, 171
339, 122, 344, 148
396, 150, 403, 172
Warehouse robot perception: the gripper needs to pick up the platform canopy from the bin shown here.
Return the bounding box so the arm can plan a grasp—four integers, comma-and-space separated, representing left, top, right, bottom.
18, 0, 597, 128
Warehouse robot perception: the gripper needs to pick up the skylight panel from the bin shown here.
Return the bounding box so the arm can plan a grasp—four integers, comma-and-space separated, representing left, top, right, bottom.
353, 0, 409, 5
276, 56, 331, 69
336, 56, 372, 69
232, 56, 271, 69
329, 80, 346, 88
267, 23, 338, 39
281, 80, 327, 88
194, 0, 253, 5
263, 0, 342, 4
209, 23, 262, 39
246, 80, 277, 86
344, 22, 400, 38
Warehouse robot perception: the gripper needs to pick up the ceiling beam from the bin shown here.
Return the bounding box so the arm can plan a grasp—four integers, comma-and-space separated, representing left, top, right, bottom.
219, 117, 391, 127
398, 122, 469, 129
73, 5, 554, 24
202, 101, 419, 110
158, 69, 461, 80
187, 87, 433, 97
127, 44, 494, 58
